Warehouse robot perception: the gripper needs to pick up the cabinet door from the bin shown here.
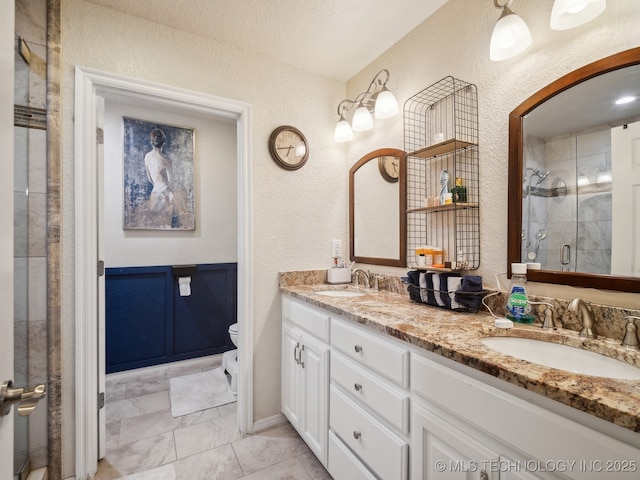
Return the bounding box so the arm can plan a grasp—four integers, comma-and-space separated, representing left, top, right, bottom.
300, 332, 329, 464
412, 400, 499, 480
282, 323, 301, 428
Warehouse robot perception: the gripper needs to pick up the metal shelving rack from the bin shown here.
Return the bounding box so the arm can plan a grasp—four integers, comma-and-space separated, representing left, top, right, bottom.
404, 76, 480, 270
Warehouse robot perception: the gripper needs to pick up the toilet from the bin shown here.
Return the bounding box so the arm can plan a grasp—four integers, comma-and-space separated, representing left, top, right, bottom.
222, 322, 238, 394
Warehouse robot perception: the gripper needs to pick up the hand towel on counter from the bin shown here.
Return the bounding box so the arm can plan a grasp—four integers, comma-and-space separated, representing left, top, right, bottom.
424, 272, 437, 305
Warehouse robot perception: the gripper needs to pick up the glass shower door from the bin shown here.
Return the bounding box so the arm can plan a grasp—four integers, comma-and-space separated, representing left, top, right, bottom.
14, 35, 31, 478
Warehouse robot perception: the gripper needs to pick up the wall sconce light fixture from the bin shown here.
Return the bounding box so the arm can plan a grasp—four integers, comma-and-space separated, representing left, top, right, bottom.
334, 69, 399, 142
550, 0, 606, 31
490, 0, 532, 62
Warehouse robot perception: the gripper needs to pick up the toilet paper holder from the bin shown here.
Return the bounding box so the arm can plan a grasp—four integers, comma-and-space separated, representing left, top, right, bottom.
172, 264, 197, 277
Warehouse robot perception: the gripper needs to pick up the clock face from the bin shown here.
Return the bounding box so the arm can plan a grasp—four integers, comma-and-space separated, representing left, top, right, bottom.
378, 155, 400, 182
269, 126, 309, 170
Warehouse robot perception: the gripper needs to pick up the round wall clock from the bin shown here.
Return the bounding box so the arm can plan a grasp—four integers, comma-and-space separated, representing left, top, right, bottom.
378, 155, 400, 182
268, 125, 309, 170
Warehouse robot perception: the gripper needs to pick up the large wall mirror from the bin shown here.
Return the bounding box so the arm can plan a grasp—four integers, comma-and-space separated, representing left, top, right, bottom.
508, 47, 640, 292
350, 148, 407, 267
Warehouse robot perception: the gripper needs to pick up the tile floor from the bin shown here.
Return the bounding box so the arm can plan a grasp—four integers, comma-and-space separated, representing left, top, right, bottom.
96, 356, 332, 480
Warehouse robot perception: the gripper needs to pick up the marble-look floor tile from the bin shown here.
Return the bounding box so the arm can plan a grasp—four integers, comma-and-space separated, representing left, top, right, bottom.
173, 444, 243, 480
125, 376, 170, 398
105, 421, 121, 451
120, 464, 176, 480
106, 382, 127, 403
232, 424, 310, 475
97, 431, 176, 479
239, 456, 312, 480
106, 391, 170, 424
174, 410, 244, 459
118, 406, 222, 445
298, 451, 332, 480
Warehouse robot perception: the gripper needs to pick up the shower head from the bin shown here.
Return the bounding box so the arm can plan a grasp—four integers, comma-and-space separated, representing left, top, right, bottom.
535, 170, 551, 186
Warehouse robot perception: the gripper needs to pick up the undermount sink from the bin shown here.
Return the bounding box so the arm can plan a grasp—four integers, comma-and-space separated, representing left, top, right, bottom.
481, 336, 640, 380
314, 289, 367, 298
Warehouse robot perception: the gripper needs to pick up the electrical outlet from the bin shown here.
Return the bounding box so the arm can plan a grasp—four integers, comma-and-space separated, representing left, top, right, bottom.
332, 239, 343, 258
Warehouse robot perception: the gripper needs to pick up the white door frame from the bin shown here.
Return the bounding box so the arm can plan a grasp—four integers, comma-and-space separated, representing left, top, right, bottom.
74, 67, 254, 478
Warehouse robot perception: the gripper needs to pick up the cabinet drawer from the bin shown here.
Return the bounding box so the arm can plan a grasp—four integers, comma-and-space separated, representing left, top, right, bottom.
328, 430, 377, 480
331, 318, 409, 386
282, 296, 330, 342
330, 386, 408, 480
331, 351, 409, 434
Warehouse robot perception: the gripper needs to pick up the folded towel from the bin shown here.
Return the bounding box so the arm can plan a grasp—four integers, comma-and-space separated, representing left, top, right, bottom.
406, 270, 420, 287
419, 272, 429, 303
426, 273, 437, 305
432, 273, 445, 307
459, 275, 483, 292
455, 275, 483, 310
448, 276, 463, 310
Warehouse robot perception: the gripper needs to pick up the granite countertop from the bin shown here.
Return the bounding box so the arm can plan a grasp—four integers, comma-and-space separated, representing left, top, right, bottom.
280, 283, 640, 434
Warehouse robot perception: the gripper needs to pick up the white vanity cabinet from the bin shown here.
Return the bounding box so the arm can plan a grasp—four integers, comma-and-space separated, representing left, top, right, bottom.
329, 317, 410, 480
281, 296, 330, 465
411, 350, 640, 480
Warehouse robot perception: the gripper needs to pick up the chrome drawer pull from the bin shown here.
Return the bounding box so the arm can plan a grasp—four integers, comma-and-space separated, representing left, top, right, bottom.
354, 383, 362, 392
354, 345, 363, 353
353, 431, 361, 440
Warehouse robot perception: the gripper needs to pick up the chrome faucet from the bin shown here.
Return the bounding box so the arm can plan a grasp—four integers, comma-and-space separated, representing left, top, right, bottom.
621, 316, 640, 350
352, 268, 370, 288
568, 298, 595, 338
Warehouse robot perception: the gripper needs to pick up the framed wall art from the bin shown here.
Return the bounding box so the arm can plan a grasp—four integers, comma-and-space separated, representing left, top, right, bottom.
123, 117, 195, 230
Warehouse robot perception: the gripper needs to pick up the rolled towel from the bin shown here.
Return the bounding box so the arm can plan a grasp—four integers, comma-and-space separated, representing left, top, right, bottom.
406, 270, 420, 287
433, 273, 445, 307
419, 272, 429, 303
448, 276, 463, 310
424, 272, 437, 305
455, 275, 483, 310
459, 275, 483, 292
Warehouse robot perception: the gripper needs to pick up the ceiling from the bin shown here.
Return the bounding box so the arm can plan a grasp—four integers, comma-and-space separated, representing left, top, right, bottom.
525, 64, 640, 139
85, 0, 450, 82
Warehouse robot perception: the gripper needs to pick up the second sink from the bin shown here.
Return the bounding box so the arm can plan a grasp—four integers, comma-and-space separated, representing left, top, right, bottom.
481, 336, 640, 380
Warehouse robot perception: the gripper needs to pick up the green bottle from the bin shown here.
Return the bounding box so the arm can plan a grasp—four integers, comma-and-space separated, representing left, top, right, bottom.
451, 177, 467, 203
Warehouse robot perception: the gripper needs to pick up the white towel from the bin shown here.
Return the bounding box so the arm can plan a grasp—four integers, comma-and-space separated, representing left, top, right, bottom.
433, 273, 445, 306
419, 272, 429, 303
448, 277, 463, 310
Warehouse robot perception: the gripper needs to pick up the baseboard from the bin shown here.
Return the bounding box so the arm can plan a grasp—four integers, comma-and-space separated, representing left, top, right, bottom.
253, 413, 288, 432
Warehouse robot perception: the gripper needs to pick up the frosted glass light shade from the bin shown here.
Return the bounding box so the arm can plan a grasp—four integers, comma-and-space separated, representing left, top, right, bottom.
490, 10, 532, 61
374, 89, 399, 119
352, 105, 374, 132
550, 0, 606, 30
334, 118, 354, 142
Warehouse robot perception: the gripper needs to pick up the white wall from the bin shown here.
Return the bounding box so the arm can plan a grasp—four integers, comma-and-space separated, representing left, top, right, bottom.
104, 101, 237, 267
59, 0, 640, 476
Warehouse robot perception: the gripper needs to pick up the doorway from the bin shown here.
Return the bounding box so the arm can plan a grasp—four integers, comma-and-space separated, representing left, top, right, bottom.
74, 68, 254, 478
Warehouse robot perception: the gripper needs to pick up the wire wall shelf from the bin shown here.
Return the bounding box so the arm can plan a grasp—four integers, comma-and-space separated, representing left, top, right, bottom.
404, 76, 480, 271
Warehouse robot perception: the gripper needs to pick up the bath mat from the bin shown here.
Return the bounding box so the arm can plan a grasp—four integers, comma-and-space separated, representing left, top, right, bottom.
169, 367, 236, 417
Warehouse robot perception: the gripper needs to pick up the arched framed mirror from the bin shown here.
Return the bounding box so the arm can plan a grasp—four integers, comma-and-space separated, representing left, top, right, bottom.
350, 148, 407, 267
508, 47, 640, 292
